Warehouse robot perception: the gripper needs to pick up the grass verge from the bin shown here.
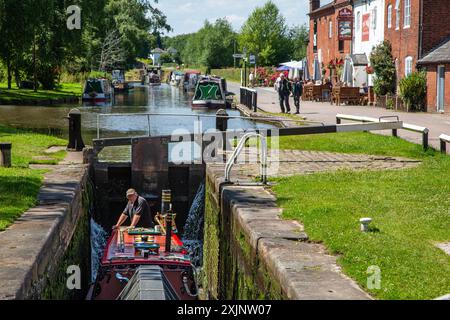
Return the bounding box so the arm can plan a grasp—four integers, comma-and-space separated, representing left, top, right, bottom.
0, 82, 82, 103
271, 132, 450, 299
0, 125, 67, 231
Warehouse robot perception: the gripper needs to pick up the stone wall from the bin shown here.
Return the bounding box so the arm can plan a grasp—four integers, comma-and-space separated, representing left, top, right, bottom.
0, 159, 92, 300
202, 163, 372, 300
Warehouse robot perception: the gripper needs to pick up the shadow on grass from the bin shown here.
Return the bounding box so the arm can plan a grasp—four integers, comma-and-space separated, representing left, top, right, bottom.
0, 170, 43, 231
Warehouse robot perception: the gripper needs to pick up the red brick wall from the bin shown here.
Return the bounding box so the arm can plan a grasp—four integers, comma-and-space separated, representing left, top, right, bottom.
421, 0, 450, 56
425, 64, 450, 114
307, 4, 352, 79
384, 0, 420, 86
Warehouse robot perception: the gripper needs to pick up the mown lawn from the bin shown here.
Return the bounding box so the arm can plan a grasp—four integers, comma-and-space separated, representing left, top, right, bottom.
0, 125, 67, 231
0, 82, 82, 103
271, 132, 450, 299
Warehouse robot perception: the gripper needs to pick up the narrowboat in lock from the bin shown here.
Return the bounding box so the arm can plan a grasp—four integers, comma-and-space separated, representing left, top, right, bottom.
87, 191, 198, 300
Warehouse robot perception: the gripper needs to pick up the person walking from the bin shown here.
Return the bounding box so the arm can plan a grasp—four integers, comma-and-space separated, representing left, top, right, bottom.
292, 77, 303, 114
277, 73, 291, 113
249, 71, 255, 88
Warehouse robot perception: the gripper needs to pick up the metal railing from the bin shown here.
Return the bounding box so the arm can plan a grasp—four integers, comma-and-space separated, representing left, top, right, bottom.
225, 132, 268, 184
240, 87, 258, 112
95, 112, 310, 140
336, 114, 430, 150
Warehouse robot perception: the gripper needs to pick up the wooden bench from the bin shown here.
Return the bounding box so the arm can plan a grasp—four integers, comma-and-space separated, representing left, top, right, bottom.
331, 87, 361, 106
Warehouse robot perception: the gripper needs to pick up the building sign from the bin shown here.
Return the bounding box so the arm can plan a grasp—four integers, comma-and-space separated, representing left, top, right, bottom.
338, 8, 353, 41
338, 20, 352, 40
339, 8, 353, 18
362, 13, 370, 42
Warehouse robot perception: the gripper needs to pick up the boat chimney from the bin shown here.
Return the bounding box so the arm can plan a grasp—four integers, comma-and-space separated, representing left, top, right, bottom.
165, 205, 173, 253
161, 190, 171, 215
162, 190, 173, 253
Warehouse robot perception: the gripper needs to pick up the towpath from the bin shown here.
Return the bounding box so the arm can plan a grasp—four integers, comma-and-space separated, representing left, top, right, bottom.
228, 82, 450, 151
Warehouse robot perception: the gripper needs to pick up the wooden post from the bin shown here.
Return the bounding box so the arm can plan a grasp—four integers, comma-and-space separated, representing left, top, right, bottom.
67, 109, 85, 151
423, 131, 429, 150
0, 143, 12, 168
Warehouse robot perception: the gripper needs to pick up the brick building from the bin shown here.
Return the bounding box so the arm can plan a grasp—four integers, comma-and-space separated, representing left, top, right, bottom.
384, 0, 450, 86
418, 38, 450, 113
307, 0, 353, 80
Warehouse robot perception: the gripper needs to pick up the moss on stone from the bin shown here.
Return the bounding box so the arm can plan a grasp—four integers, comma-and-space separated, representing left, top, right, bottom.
40, 179, 93, 300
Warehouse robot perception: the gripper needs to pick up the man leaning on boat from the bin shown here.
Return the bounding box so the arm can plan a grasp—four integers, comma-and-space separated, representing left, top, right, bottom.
113, 189, 154, 230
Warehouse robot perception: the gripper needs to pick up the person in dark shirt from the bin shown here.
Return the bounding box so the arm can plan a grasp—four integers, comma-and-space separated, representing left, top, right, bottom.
113, 189, 154, 230
277, 73, 291, 113
292, 77, 303, 114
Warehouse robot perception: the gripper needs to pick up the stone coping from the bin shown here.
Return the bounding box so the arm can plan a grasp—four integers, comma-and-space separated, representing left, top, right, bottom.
206, 163, 372, 300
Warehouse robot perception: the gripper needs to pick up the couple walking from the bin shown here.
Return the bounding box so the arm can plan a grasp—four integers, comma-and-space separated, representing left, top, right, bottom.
275, 73, 303, 114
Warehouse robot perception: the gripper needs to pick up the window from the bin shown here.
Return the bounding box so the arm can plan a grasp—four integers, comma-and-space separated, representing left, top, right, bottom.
405, 56, 413, 76
356, 11, 361, 31
338, 40, 344, 52
395, 0, 400, 29
387, 5, 392, 28
313, 20, 318, 52
404, 0, 411, 27
372, 7, 377, 30
329, 20, 333, 38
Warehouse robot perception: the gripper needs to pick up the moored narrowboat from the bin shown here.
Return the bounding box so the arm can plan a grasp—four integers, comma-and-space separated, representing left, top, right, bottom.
82, 78, 113, 103
192, 76, 232, 109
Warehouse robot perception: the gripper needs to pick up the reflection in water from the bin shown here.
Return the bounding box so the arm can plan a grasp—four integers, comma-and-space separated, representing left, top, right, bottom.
0, 84, 273, 145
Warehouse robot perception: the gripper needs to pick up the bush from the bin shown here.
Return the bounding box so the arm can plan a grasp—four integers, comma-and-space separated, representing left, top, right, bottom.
399, 71, 427, 111
370, 41, 396, 96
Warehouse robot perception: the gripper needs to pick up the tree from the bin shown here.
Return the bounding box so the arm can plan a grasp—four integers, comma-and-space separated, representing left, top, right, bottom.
0, 0, 33, 89
238, 1, 288, 66
287, 25, 309, 61
179, 19, 237, 69
370, 41, 397, 96
200, 19, 236, 69
98, 30, 127, 72
104, 0, 171, 66
399, 71, 427, 111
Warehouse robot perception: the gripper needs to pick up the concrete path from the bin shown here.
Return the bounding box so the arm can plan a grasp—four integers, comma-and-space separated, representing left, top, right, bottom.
224, 149, 421, 181
228, 82, 450, 151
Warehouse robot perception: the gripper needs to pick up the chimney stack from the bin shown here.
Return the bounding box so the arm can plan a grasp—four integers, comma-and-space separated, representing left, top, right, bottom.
310, 0, 321, 12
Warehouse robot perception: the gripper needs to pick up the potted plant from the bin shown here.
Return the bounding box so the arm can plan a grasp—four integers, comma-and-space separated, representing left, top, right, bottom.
365, 65, 375, 74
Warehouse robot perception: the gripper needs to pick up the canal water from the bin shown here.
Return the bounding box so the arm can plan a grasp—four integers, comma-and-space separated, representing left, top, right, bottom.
0, 84, 273, 143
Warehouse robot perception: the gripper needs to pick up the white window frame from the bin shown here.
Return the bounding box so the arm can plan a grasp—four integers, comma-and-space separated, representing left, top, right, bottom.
372, 7, 377, 30
395, 0, 400, 30
387, 5, 392, 29
404, 0, 411, 28
405, 56, 413, 77
329, 20, 333, 38
356, 11, 361, 31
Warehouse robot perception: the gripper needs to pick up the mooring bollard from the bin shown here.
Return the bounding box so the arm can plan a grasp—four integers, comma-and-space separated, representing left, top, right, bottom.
0, 143, 12, 168
67, 108, 85, 151
216, 109, 229, 132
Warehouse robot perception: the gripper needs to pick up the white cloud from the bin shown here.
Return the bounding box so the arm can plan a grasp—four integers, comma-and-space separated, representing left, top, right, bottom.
155, 0, 310, 35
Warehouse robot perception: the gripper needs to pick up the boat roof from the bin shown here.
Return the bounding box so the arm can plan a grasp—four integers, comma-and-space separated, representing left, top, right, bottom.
185, 70, 201, 75
101, 229, 191, 267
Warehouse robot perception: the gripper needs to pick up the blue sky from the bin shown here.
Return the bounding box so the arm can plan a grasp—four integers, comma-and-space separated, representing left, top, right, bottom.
154, 0, 315, 35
